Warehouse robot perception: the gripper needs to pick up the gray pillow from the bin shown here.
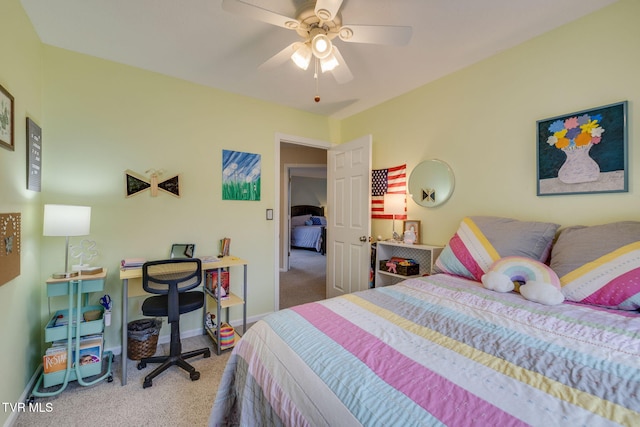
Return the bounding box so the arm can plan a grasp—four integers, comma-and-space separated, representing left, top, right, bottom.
434, 216, 560, 281
550, 221, 640, 310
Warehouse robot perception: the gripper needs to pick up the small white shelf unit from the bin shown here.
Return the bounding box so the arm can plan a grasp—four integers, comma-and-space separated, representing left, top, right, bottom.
375, 241, 444, 287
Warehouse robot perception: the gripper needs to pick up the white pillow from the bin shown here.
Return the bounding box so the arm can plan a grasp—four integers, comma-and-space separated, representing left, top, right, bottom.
291, 214, 312, 227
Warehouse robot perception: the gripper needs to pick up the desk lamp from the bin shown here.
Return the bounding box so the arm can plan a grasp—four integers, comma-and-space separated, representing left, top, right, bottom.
43, 204, 91, 279
383, 193, 405, 241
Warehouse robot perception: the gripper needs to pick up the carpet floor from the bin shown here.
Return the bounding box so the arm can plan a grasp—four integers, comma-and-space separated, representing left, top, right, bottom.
15, 335, 230, 427
279, 248, 326, 309
15, 250, 325, 426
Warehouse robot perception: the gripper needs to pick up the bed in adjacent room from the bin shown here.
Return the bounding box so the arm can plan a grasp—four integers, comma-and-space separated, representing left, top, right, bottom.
290, 205, 326, 255
211, 217, 640, 427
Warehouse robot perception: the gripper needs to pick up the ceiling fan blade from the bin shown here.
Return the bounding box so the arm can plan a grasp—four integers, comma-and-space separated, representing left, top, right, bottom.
221, 0, 299, 29
258, 42, 301, 70
338, 24, 412, 46
314, 0, 344, 21
329, 46, 353, 84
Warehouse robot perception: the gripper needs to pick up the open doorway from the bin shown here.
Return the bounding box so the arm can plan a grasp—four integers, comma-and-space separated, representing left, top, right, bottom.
277, 139, 329, 310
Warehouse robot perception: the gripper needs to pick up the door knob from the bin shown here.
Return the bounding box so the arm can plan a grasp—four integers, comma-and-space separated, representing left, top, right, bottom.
359, 236, 367, 242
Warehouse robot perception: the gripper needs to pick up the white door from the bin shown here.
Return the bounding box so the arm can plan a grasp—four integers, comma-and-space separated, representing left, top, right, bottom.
326, 135, 372, 298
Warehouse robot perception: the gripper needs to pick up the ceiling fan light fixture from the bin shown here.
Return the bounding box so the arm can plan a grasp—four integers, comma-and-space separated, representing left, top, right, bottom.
291, 43, 312, 70
338, 27, 353, 41
311, 34, 332, 59
320, 52, 339, 72
315, 8, 331, 21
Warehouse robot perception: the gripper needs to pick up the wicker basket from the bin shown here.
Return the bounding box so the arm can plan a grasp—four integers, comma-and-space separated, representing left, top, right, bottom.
127, 334, 159, 360
127, 318, 162, 360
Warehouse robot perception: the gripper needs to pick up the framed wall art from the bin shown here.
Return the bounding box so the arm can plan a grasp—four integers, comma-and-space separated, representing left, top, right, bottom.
125, 169, 181, 198
222, 149, 261, 201
536, 101, 628, 196
0, 84, 14, 151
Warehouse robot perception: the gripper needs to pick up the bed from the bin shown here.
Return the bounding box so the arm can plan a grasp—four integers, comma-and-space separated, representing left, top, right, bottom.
210, 217, 640, 426
290, 205, 326, 255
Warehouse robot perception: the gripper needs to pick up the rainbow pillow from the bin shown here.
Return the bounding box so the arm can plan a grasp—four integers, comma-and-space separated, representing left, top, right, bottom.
481, 256, 564, 305
434, 216, 560, 281
550, 222, 640, 310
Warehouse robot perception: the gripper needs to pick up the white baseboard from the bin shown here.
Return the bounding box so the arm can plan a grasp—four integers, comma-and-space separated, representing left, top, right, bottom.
4, 365, 43, 427
104, 311, 271, 355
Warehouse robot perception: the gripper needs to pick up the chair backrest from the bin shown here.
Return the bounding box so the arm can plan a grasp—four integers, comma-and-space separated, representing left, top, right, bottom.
142, 258, 202, 295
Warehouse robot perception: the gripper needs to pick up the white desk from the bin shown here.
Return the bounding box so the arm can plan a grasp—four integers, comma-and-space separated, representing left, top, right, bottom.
119, 257, 247, 386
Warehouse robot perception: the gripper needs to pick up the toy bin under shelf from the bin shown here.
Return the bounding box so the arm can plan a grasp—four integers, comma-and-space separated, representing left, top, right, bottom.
45, 305, 104, 342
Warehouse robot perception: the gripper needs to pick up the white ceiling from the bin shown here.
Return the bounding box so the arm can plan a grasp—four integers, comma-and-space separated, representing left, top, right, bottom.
20, 0, 617, 119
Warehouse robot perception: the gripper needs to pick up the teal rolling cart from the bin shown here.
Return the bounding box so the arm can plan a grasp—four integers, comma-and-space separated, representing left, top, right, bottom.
30, 270, 113, 399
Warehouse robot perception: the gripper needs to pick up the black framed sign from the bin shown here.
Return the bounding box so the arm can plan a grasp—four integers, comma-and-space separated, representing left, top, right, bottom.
27, 117, 42, 191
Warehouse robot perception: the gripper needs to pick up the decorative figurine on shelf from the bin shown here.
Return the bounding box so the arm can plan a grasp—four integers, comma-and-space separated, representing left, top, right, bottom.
403, 229, 416, 245
70, 239, 98, 271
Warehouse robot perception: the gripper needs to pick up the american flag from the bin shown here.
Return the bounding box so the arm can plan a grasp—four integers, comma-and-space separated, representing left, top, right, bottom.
371, 164, 407, 220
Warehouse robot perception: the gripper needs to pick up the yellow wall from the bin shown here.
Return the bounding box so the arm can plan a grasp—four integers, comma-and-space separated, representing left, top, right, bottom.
39, 45, 333, 350
0, 0, 43, 421
342, 0, 639, 245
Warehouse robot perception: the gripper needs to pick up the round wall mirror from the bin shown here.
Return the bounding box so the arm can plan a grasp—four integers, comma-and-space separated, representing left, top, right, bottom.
408, 159, 455, 208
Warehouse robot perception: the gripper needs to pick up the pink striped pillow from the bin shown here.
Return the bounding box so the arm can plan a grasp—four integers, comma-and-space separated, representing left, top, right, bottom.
434, 216, 559, 282
550, 222, 640, 310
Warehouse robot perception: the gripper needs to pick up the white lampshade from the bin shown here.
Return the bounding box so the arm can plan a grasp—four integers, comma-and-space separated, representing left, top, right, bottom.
44, 205, 91, 236
311, 34, 332, 59
383, 193, 405, 216
44, 204, 91, 277
320, 51, 339, 72
291, 43, 312, 70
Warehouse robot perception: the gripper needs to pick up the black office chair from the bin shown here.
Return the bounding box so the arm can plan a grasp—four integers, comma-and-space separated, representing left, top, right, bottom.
137, 258, 211, 388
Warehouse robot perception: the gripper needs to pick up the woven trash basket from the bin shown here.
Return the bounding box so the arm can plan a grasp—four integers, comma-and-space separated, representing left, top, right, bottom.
127, 318, 162, 360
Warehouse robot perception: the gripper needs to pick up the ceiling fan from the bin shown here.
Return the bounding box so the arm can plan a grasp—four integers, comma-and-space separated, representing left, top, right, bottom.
221, 0, 412, 101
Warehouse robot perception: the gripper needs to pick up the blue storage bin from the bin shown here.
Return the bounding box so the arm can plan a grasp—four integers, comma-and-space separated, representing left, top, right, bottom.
45, 306, 104, 342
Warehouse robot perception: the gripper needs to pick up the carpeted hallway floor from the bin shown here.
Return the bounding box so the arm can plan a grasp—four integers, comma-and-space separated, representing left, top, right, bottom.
279, 248, 326, 309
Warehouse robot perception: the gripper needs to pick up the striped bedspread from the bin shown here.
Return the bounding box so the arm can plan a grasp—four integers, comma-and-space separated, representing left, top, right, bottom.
210, 274, 640, 427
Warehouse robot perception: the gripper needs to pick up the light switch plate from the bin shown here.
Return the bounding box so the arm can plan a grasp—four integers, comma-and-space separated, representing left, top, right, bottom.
266, 209, 273, 220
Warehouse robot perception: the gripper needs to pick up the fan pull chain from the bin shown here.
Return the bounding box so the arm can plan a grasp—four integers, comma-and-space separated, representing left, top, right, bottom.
314, 58, 320, 102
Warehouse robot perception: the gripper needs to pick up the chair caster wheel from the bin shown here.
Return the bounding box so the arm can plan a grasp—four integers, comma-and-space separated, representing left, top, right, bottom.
137, 362, 146, 370
143, 379, 152, 388
190, 371, 200, 381
107, 375, 113, 383
204, 349, 211, 358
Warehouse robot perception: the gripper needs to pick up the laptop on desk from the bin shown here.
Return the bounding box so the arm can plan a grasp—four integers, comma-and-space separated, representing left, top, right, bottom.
170, 243, 196, 259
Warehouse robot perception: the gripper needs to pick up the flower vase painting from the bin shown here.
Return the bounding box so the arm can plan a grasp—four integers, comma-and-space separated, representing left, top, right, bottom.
537, 101, 627, 196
